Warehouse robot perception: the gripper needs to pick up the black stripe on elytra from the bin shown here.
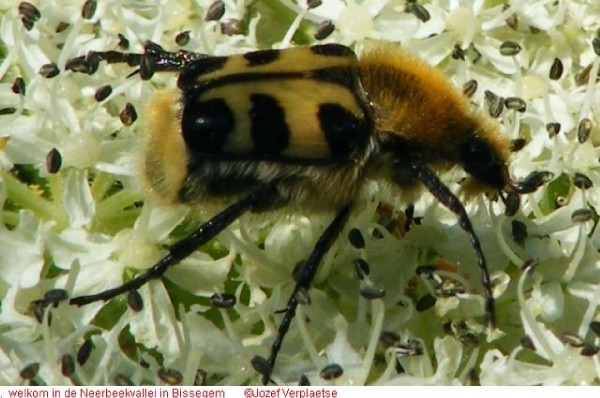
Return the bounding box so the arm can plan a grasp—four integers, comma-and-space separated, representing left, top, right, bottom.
249, 94, 290, 155
181, 97, 235, 154
186, 151, 354, 167
313, 67, 363, 93
318, 103, 369, 159
183, 67, 360, 99
178, 56, 228, 90
311, 44, 355, 58
178, 45, 354, 91
244, 49, 280, 66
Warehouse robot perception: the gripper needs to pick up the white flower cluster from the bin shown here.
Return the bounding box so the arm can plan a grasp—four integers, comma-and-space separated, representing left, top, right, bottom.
0, 0, 599, 387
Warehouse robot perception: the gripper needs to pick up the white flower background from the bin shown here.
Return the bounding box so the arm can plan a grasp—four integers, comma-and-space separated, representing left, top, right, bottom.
1, 0, 600, 386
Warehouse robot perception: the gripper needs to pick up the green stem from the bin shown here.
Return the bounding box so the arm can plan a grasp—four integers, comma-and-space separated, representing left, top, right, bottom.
91, 172, 116, 201
93, 190, 142, 233
2, 172, 67, 227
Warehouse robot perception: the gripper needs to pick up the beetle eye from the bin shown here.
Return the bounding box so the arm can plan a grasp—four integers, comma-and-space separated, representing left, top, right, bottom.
462, 139, 506, 189
463, 139, 494, 167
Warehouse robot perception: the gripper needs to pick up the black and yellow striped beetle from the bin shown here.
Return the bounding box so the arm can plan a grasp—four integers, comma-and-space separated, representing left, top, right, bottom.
41, 41, 544, 384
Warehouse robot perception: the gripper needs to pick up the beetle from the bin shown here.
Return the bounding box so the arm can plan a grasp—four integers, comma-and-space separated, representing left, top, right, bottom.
41, 41, 542, 384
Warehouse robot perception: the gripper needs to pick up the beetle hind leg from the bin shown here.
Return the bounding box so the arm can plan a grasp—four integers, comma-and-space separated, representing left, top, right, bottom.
254, 205, 352, 385
38, 186, 274, 309
66, 41, 209, 79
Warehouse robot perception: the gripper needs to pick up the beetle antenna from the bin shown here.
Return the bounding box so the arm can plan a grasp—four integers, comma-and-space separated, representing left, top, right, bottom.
408, 159, 496, 329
